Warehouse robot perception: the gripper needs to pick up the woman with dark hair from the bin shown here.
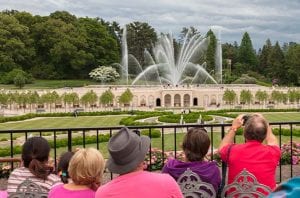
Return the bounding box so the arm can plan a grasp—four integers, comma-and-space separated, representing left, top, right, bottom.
56, 151, 74, 184
162, 127, 221, 192
7, 137, 61, 195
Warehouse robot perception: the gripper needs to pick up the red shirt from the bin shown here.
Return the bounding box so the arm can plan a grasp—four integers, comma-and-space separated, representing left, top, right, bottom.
220, 140, 280, 190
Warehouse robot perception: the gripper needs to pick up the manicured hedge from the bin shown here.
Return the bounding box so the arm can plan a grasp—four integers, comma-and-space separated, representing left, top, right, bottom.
158, 113, 213, 123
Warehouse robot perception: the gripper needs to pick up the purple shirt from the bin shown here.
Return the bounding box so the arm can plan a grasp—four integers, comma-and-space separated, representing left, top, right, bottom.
48, 184, 95, 198
162, 159, 221, 192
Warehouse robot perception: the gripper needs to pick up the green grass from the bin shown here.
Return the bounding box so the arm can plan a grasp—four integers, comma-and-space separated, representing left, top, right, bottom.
0, 79, 99, 89
262, 112, 300, 122
51, 131, 300, 159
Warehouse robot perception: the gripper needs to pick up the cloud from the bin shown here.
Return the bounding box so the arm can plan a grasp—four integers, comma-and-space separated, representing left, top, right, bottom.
0, 0, 299, 48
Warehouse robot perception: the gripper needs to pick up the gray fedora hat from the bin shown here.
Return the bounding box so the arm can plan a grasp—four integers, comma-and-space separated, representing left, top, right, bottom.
106, 128, 150, 174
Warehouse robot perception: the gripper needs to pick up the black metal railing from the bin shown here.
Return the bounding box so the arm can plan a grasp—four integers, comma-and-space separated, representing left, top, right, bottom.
1, 121, 300, 183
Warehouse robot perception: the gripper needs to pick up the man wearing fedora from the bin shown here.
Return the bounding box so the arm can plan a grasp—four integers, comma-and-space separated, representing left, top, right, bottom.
95, 128, 183, 198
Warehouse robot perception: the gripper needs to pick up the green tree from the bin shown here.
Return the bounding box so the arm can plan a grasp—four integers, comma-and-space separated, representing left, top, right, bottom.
255, 90, 268, 106
268, 42, 287, 84
223, 89, 236, 106
14, 73, 26, 89
286, 44, 300, 85
119, 88, 133, 107
0, 13, 35, 73
238, 32, 258, 72
206, 29, 217, 73
239, 90, 253, 106
259, 39, 272, 76
100, 89, 114, 108
80, 90, 98, 109
126, 21, 157, 74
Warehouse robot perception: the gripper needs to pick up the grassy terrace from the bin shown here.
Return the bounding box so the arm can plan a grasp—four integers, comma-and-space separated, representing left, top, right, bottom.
0, 112, 299, 158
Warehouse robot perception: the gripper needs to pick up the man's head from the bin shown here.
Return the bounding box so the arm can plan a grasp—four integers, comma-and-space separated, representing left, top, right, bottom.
106, 128, 150, 175
244, 114, 268, 142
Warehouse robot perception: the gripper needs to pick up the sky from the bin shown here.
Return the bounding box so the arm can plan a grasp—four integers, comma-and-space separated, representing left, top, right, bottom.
1, 0, 299, 49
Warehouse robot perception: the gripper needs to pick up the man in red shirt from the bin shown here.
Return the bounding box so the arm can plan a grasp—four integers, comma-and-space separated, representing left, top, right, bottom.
219, 113, 280, 191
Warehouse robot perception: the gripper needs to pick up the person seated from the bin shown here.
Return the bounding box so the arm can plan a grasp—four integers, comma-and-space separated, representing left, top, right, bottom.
95, 127, 183, 198
162, 127, 221, 193
7, 137, 61, 195
56, 151, 74, 184
269, 176, 300, 197
49, 148, 105, 198
218, 113, 280, 191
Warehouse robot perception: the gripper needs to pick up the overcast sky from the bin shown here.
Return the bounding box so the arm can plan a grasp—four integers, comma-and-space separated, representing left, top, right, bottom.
1, 0, 299, 49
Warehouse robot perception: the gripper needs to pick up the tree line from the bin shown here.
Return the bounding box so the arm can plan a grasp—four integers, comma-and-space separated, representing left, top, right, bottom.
223, 89, 300, 106
0, 10, 299, 86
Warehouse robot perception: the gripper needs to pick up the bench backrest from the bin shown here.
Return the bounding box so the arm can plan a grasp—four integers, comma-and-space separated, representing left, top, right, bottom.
221, 169, 272, 198
8, 178, 48, 198
177, 168, 216, 198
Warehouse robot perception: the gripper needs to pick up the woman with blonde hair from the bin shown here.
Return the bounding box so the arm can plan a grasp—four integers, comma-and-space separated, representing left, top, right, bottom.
49, 148, 105, 198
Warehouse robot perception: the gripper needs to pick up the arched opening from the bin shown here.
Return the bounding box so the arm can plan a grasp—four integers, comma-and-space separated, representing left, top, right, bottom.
183, 94, 190, 107
140, 96, 146, 106
174, 94, 181, 107
156, 98, 161, 107
211, 95, 217, 105
193, 98, 198, 106
164, 94, 171, 107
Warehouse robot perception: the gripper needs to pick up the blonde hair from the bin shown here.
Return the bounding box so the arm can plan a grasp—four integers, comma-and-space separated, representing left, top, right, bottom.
68, 148, 105, 190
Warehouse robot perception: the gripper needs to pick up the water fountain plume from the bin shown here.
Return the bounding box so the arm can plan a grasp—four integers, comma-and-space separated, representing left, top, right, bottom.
118, 27, 221, 86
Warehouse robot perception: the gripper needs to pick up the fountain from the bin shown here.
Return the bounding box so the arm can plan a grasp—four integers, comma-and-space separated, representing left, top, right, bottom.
117, 28, 221, 86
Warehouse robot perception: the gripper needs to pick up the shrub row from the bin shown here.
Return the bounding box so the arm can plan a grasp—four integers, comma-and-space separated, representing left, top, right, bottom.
119, 111, 172, 126
0, 128, 162, 157
158, 113, 213, 123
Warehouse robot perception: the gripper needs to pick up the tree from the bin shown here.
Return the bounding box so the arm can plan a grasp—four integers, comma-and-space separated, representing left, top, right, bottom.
0, 13, 35, 73
14, 73, 26, 89
255, 90, 268, 106
238, 32, 258, 72
206, 29, 217, 72
258, 39, 272, 76
239, 90, 253, 106
126, 21, 157, 74
119, 88, 133, 107
179, 26, 200, 43
81, 90, 98, 109
223, 89, 236, 106
100, 89, 114, 108
268, 42, 287, 84
89, 66, 120, 83
286, 44, 300, 85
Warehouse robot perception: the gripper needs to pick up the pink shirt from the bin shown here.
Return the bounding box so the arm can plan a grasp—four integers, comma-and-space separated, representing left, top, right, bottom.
96, 171, 183, 198
48, 184, 95, 198
220, 141, 280, 190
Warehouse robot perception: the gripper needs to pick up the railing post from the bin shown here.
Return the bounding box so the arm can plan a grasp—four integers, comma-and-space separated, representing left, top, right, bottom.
221, 125, 226, 185
67, 129, 72, 152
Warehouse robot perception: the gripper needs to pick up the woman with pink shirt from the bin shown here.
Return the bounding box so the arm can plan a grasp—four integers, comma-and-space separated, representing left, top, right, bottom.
49, 148, 105, 198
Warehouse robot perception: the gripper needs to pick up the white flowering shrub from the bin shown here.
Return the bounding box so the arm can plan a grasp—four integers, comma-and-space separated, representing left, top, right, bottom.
89, 66, 120, 82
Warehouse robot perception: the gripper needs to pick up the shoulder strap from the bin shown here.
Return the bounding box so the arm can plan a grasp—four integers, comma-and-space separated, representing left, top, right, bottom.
218, 144, 234, 197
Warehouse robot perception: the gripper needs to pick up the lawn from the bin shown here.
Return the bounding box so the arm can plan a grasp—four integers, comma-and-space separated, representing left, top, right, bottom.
262, 112, 300, 122
0, 79, 98, 89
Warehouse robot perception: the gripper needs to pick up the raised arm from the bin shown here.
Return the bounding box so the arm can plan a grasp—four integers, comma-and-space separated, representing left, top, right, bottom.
265, 125, 278, 146
219, 115, 243, 151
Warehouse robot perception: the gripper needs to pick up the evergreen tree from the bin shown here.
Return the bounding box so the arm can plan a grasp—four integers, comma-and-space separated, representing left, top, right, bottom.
238, 32, 258, 72
206, 29, 217, 73
268, 42, 287, 84
259, 39, 272, 76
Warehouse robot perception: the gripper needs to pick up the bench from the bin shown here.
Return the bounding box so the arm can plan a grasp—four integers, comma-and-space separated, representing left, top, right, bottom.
234, 105, 242, 109
36, 108, 45, 113
75, 108, 84, 112
177, 168, 216, 197
266, 105, 274, 109
113, 108, 121, 112
9, 178, 48, 198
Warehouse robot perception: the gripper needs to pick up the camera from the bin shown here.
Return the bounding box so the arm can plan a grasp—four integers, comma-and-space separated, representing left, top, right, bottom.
242, 115, 251, 125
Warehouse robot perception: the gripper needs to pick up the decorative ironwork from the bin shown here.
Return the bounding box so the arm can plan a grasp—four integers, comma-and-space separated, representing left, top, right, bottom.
9, 178, 48, 198
221, 169, 272, 198
177, 168, 216, 198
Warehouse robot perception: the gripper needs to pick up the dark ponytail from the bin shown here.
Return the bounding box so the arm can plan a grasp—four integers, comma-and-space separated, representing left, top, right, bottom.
22, 137, 51, 180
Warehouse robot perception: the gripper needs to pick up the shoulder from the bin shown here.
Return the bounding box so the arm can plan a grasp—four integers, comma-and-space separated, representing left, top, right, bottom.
49, 184, 64, 195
